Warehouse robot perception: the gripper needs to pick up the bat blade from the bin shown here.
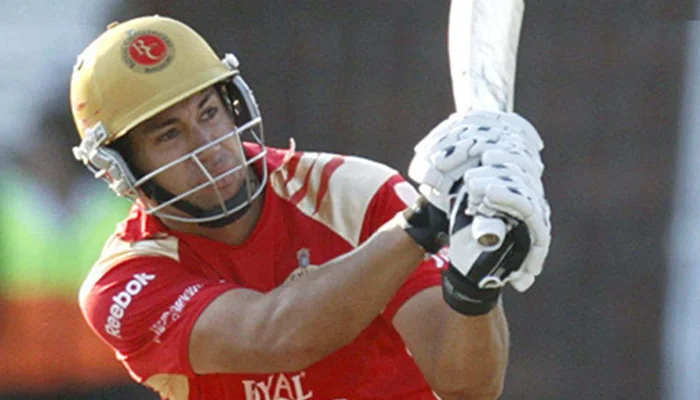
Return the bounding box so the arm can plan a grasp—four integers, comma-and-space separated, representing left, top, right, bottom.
448, 0, 526, 278
449, 0, 524, 113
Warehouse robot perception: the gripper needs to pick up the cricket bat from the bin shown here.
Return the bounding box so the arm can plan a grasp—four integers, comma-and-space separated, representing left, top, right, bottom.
448, 0, 525, 251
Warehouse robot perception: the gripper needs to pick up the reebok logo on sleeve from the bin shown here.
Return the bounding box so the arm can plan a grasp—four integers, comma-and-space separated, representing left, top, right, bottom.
105, 273, 156, 339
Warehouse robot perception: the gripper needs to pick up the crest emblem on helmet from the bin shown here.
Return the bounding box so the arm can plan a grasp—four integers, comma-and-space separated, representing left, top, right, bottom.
121, 29, 175, 73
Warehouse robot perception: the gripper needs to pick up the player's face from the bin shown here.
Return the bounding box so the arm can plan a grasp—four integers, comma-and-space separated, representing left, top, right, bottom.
128, 87, 247, 210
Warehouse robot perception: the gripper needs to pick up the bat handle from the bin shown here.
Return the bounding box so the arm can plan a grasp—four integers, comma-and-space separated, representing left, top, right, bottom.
472, 215, 506, 252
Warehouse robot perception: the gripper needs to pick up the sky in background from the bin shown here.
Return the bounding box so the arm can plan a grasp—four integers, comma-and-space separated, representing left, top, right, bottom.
0, 0, 116, 154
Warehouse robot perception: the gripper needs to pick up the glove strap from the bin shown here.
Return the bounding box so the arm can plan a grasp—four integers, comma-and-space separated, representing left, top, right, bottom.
442, 264, 502, 316
442, 223, 531, 316
402, 196, 449, 253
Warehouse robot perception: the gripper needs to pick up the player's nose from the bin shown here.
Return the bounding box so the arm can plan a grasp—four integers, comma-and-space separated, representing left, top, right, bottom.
189, 124, 223, 161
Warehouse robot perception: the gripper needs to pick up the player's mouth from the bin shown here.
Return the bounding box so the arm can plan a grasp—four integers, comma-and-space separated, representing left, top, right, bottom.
197, 167, 243, 194
214, 171, 239, 190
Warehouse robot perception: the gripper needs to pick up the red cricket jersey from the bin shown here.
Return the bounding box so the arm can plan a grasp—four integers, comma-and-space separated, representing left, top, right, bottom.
79, 144, 446, 400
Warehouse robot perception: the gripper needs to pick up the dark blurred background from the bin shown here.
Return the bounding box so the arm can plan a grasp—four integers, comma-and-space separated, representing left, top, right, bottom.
0, 0, 694, 399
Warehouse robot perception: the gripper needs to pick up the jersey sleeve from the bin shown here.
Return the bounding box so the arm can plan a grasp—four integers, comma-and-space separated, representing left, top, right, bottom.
358, 174, 447, 322
79, 255, 238, 381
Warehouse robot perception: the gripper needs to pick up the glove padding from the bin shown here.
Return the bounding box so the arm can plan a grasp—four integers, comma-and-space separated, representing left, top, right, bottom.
408, 110, 549, 292
408, 110, 544, 212
457, 163, 551, 292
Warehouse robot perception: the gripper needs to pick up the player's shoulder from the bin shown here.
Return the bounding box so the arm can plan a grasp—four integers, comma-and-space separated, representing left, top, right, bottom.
78, 230, 180, 315
78, 230, 184, 344
265, 143, 405, 246
268, 143, 399, 191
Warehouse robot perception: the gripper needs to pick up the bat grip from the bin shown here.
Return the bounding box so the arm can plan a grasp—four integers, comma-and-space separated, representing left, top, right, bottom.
472, 215, 506, 252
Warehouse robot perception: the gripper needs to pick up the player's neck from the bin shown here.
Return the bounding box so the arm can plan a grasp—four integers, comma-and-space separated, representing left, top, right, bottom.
163, 193, 265, 246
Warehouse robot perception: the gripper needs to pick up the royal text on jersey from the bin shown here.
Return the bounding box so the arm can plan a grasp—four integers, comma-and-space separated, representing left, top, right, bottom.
243, 372, 314, 400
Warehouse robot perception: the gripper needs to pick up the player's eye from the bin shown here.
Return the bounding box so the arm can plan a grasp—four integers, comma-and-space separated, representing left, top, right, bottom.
156, 129, 180, 143
201, 106, 219, 121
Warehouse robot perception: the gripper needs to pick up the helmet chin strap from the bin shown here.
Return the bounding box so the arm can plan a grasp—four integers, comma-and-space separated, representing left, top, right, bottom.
144, 179, 258, 228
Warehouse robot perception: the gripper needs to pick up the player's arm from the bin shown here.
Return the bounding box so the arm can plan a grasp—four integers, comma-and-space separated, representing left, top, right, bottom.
189, 205, 447, 374
395, 111, 550, 399
393, 287, 509, 400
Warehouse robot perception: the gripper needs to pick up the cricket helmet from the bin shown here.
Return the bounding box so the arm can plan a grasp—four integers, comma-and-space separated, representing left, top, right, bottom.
71, 15, 266, 226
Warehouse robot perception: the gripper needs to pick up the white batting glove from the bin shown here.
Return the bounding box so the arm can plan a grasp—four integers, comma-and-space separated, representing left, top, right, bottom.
408, 110, 544, 213
460, 163, 551, 292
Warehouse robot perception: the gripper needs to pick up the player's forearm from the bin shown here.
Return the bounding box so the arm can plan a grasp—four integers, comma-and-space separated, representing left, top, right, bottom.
266, 218, 425, 366
430, 304, 509, 400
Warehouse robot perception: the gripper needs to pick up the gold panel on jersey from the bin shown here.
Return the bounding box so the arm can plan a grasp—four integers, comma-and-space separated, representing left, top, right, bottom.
99, 234, 180, 267
271, 152, 397, 247
270, 151, 317, 200
145, 373, 190, 400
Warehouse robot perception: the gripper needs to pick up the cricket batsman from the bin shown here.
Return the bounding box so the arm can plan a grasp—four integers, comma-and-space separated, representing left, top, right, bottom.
72, 15, 550, 400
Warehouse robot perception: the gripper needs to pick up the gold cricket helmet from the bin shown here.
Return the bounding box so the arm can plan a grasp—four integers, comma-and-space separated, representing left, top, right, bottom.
71, 15, 238, 143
